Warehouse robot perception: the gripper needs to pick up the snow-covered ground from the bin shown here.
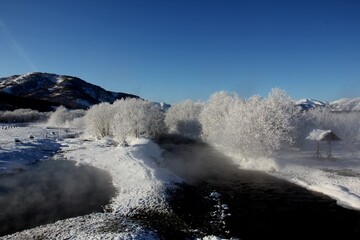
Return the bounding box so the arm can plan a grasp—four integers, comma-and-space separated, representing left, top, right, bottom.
0, 124, 65, 174
1, 123, 360, 238
273, 145, 360, 211
59, 136, 180, 215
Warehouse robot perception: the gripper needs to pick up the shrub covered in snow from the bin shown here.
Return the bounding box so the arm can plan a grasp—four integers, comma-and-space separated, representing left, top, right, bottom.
200, 88, 299, 158
0, 109, 49, 123
84, 102, 115, 138
47, 106, 86, 127
165, 100, 204, 139
111, 99, 165, 143
84, 99, 165, 143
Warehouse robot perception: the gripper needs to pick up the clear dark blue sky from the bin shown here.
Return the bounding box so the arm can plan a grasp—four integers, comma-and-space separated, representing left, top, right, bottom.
0, 0, 359, 103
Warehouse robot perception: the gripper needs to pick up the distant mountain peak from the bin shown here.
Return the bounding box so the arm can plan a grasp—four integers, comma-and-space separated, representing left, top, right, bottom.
295, 97, 360, 112
0, 72, 139, 111
330, 97, 360, 112
295, 98, 329, 110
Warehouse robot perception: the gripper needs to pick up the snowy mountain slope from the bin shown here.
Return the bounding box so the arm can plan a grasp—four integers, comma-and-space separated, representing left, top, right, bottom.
295, 98, 329, 110
330, 98, 360, 112
0, 72, 139, 110
295, 97, 360, 112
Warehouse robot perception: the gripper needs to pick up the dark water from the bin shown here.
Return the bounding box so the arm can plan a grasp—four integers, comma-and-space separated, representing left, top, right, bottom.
0, 160, 116, 236
158, 135, 360, 240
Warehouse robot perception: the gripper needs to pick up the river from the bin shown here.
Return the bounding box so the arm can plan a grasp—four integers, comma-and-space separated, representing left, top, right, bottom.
158, 135, 360, 239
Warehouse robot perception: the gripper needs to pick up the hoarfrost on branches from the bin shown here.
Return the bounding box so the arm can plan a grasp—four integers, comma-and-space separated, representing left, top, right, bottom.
47, 106, 85, 127
83, 99, 165, 143
111, 98, 165, 143
85, 102, 114, 138
165, 99, 204, 139
200, 88, 299, 158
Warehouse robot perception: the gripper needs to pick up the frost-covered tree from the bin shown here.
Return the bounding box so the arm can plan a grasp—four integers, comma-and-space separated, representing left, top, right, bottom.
84, 102, 114, 138
84, 99, 165, 142
47, 106, 85, 127
200, 89, 299, 158
261, 88, 300, 149
200, 91, 240, 144
0, 109, 49, 123
165, 100, 204, 139
111, 99, 165, 143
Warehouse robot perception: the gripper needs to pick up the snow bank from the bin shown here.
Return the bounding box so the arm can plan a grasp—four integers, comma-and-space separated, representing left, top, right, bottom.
1, 213, 158, 240
60, 136, 179, 215
272, 160, 360, 211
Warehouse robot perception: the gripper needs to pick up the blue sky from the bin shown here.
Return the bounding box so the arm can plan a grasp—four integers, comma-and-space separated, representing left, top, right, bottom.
0, 0, 359, 103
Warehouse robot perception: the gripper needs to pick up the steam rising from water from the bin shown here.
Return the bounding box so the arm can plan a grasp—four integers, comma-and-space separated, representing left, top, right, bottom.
158, 135, 238, 183
0, 160, 116, 236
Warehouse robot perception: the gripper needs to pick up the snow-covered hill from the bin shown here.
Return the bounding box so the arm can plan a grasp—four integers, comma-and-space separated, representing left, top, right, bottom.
295, 98, 329, 110
0, 72, 139, 110
295, 98, 360, 112
330, 98, 360, 112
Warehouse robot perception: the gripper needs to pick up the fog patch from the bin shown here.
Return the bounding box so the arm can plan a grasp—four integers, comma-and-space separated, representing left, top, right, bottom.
0, 160, 116, 236
158, 134, 240, 183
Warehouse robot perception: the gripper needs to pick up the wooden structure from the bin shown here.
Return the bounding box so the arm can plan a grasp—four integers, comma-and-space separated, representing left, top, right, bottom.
306, 129, 341, 159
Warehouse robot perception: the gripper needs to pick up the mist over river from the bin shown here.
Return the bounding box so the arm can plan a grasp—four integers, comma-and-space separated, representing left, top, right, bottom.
159, 135, 360, 239
0, 160, 116, 236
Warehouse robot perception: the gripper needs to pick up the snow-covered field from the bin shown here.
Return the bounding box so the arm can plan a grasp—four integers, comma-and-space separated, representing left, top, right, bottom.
1, 123, 360, 238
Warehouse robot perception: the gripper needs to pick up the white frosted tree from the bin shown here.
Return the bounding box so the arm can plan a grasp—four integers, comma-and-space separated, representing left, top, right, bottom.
84, 99, 165, 142
84, 102, 114, 138
261, 88, 299, 150
226, 95, 265, 156
200, 89, 298, 158
0, 109, 49, 123
199, 91, 240, 145
111, 98, 165, 143
165, 100, 204, 139
47, 106, 85, 127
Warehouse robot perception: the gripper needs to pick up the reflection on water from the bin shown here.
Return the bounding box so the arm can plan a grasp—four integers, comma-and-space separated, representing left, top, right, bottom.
0, 160, 116, 236
159, 135, 360, 239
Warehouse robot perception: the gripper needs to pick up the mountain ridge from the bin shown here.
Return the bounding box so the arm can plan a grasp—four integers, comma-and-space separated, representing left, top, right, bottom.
330, 97, 360, 112
0, 72, 139, 111
295, 98, 360, 112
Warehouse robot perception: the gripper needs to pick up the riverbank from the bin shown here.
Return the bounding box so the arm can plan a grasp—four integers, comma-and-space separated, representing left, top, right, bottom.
220, 142, 360, 211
